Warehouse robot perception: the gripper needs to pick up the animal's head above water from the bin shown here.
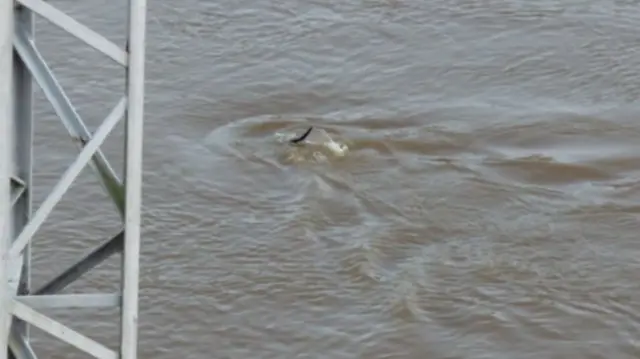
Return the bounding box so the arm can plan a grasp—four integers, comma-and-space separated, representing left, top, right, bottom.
289, 126, 313, 144
288, 126, 348, 157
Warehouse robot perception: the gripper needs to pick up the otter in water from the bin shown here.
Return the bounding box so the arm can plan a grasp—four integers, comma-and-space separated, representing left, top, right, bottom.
289, 126, 313, 144
288, 126, 348, 156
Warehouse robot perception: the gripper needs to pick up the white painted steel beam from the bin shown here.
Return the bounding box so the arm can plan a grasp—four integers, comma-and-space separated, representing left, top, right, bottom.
8, 256, 24, 300
16, 294, 120, 309
120, 0, 147, 356
1, 1, 16, 358
3, 255, 24, 339
11, 300, 117, 359
8, 333, 37, 359
16, 0, 127, 66
3, 254, 25, 347
11, 5, 35, 353
9, 98, 126, 259
10, 177, 25, 207
13, 26, 125, 217
6, 0, 146, 358
35, 230, 124, 295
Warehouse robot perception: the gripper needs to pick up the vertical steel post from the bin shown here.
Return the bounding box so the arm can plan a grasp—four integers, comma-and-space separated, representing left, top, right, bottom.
121, 0, 147, 357
0, 2, 16, 359
12, 3, 34, 345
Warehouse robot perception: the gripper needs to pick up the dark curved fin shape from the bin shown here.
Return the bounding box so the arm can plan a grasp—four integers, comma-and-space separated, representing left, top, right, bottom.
289, 126, 313, 144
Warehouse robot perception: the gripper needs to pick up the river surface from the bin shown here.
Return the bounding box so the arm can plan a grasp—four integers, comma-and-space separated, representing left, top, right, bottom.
22, 0, 640, 358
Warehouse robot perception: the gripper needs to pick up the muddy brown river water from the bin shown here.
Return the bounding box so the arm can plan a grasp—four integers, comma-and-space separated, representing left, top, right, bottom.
23, 0, 640, 358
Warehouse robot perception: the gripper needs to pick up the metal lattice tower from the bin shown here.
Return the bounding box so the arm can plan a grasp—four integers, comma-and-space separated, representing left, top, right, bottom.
1, 0, 147, 358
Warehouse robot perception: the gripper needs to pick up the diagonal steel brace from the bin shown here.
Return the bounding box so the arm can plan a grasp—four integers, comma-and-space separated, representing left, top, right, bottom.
13, 24, 125, 218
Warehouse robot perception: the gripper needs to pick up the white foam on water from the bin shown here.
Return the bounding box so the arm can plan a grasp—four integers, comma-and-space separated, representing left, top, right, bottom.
294, 127, 349, 157
325, 140, 348, 157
